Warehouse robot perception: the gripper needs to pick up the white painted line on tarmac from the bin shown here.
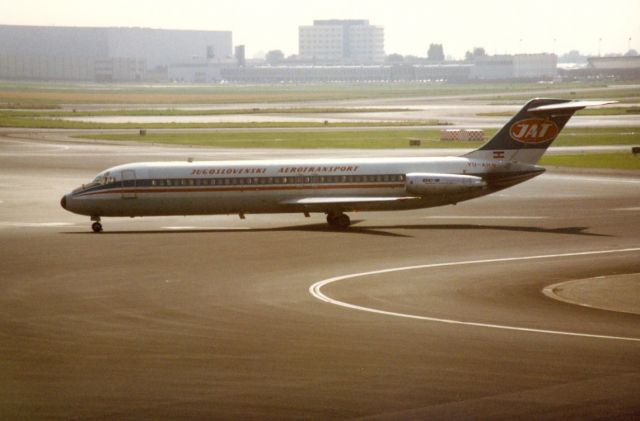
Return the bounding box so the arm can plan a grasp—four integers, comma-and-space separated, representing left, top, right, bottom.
0, 222, 76, 228
544, 174, 640, 184
162, 226, 250, 230
309, 248, 640, 342
422, 216, 548, 220
542, 282, 600, 311
543, 277, 640, 316
614, 207, 640, 211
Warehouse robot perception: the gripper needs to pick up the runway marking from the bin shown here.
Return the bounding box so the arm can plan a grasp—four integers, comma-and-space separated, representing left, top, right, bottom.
544, 174, 640, 185
614, 207, 640, 211
543, 275, 640, 316
0, 222, 75, 228
422, 216, 548, 220
162, 226, 250, 231
309, 248, 640, 342
542, 282, 601, 311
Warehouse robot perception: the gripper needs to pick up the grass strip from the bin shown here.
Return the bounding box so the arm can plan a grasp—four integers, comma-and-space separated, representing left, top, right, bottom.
539, 152, 640, 170
77, 128, 640, 149
478, 107, 640, 117
0, 107, 412, 117
0, 81, 614, 106
80, 129, 464, 149
0, 118, 445, 130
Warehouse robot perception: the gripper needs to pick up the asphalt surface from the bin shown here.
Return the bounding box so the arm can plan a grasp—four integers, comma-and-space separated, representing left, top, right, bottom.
1, 133, 639, 420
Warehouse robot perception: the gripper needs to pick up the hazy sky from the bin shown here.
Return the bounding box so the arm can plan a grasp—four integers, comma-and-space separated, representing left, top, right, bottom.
2, 0, 639, 59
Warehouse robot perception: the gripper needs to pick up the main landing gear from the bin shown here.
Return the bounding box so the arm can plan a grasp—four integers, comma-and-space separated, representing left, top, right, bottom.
91, 216, 103, 233
326, 211, 351, 230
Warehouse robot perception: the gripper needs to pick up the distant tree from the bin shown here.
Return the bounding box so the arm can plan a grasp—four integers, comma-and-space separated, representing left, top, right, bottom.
403, 55, 422, 64
427, 44, 445, 61
265, 50, 285, 65
559, 50, 587, 63
473, 47, 486, 57
624, 49, 639, 57
464, 47, 486, 61
386, 53, 404, 63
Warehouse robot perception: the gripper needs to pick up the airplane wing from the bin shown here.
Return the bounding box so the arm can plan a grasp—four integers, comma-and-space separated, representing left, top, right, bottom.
282, 196, 418, 206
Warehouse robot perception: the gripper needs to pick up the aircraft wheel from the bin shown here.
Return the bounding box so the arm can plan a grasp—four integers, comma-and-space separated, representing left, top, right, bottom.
335, 213, 351, 229
91, 222, 103, 233
326, 213, 337, 226
327, 212, 350, 230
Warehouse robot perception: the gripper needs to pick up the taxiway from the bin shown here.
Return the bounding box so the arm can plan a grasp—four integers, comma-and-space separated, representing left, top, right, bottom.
1, 133, 639, 419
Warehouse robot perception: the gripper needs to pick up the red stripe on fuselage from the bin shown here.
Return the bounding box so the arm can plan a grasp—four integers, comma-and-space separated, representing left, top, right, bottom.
77, 183, 406, 197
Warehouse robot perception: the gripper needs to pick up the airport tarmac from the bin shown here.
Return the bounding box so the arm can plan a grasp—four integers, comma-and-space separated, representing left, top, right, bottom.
1, 133, 639, 419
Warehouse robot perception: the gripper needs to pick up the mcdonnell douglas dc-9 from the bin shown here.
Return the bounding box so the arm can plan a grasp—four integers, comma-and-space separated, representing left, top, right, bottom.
61, 99, 611, 232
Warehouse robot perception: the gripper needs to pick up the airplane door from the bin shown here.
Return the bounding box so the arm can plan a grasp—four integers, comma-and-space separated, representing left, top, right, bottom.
121, 170, 137, 199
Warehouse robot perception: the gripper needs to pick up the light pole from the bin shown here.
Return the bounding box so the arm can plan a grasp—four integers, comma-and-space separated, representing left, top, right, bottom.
598, 38, 602, 56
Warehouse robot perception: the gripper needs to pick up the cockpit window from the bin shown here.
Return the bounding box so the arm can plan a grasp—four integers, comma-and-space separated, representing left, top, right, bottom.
72, 174, 116, 194
91, 175, 116, 185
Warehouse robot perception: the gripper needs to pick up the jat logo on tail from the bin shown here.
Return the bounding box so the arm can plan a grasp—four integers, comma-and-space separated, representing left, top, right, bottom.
509, 118, 559, 144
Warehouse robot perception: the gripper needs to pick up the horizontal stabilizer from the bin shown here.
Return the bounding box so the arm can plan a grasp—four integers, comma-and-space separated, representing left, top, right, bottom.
528, 100, 617, 114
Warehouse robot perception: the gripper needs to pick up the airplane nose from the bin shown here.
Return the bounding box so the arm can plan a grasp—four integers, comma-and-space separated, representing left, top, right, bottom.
60, 195, 67, 210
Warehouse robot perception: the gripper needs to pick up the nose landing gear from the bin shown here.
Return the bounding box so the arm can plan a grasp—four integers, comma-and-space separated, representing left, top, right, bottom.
91, 216, 103, 233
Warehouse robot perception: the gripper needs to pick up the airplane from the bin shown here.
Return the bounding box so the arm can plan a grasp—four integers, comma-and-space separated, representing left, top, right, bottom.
60, 98, 612, 232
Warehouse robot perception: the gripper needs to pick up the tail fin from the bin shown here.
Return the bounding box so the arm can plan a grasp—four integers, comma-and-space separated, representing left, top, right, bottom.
464, 99, 615, 164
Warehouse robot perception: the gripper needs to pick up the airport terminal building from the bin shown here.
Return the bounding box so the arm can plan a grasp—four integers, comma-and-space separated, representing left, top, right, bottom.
470, 53, 557, 80
0, 24, 564, 83
0, 25, 232, 82
298, 20, 385, 64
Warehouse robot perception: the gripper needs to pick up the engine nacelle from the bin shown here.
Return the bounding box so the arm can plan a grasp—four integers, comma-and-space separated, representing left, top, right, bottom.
405, 173, 486, 196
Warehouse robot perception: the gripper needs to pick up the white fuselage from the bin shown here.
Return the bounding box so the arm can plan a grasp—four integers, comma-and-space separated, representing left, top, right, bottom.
61, 156, 542, 219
